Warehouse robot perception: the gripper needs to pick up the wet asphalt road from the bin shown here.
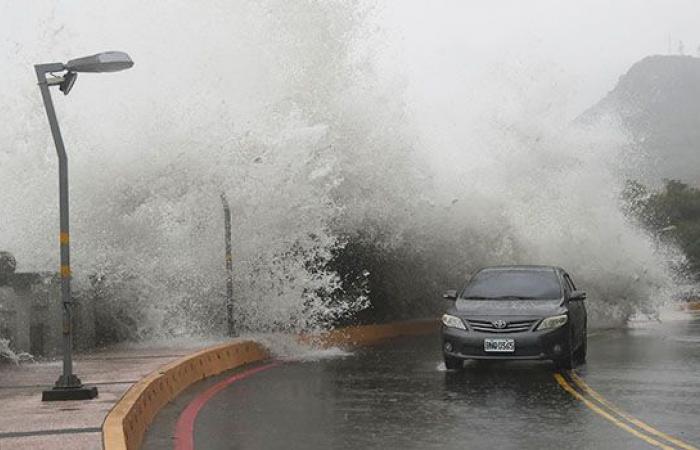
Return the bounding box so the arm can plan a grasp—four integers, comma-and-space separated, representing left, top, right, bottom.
145, 314, 700, 450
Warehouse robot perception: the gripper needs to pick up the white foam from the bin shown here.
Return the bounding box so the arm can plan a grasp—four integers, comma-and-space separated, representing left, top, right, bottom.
0, 339, 33, 365
435, 362, 448, 372
243, 332, 353, 362
0, 2, 682, 342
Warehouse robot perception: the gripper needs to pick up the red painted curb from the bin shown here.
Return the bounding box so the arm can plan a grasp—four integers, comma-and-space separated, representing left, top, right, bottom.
173, 362, 281, 450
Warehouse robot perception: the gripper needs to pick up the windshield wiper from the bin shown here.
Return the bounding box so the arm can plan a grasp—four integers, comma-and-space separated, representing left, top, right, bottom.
460, 296, 492, 300
490, 295, 538, 300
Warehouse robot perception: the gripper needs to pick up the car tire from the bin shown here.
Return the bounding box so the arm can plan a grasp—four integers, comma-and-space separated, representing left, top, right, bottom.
575, 324, 587, 365
554, 352, 574, 370
444, 355, 463, 370
554, 330, 575, 370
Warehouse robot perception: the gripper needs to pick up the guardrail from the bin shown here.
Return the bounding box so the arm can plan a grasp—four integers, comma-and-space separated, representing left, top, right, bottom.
102, 319, 438, 450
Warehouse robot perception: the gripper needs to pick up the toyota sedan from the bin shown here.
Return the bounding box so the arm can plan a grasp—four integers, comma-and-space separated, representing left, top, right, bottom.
441, 265, 587, 370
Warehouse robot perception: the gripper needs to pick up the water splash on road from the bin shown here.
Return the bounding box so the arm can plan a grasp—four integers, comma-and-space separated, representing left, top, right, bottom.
0, 338, 32, 365
248, 332, 353, 361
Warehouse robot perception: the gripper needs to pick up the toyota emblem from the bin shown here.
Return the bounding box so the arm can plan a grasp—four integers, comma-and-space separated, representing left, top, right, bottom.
492, 320, 507, 329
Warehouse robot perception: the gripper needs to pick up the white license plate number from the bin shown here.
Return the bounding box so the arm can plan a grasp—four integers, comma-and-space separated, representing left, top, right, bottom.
484, 338, 515, 352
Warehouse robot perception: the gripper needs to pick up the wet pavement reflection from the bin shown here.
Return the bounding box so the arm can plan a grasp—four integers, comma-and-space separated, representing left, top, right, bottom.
145, 315, 700, 450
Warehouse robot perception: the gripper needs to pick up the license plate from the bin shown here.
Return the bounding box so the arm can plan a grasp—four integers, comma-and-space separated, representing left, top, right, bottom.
484, 338, 515, 352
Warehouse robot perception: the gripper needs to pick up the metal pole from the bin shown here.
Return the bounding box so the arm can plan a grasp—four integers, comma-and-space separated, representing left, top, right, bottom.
36, 64, 97, 400
220, 193, 235, 336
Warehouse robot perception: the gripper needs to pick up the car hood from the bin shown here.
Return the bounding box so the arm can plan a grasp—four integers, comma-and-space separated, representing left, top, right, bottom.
449, 299, 565, 318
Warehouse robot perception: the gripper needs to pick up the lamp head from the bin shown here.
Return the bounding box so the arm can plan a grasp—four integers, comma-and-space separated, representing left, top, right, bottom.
65, 51, 134, 73
59, 71, 78, 95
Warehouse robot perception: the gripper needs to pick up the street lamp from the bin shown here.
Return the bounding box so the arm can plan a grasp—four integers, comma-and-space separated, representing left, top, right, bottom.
36, 51, 134, 402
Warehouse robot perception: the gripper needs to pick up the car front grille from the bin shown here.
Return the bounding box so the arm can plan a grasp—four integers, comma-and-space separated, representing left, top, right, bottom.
466, 319, 537, 333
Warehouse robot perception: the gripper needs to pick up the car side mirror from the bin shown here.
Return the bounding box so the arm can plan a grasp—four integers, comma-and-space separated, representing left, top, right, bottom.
443, 289, 457, 300
569, 290, 587, 301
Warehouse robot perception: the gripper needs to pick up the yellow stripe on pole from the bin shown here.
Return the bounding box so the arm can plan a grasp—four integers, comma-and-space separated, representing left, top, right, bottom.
60, 232, 69, 244
60, 265, 71, 277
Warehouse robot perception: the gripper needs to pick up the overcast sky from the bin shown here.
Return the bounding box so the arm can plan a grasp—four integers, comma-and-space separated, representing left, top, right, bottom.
382, 0, 700, 119
2, 1, 699, 129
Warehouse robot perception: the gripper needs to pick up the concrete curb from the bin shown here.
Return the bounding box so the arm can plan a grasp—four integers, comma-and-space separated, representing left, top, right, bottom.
102, 319, 438, 450
101, 340, 269, 450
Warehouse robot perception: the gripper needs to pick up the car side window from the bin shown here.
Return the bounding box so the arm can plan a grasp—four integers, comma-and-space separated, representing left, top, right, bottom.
564, 274, 576, 292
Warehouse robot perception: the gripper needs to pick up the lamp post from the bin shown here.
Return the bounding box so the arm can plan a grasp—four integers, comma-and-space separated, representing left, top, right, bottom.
36, 52, 134, 401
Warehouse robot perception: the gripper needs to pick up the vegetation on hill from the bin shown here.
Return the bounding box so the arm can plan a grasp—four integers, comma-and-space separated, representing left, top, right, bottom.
624, 179, 700, 279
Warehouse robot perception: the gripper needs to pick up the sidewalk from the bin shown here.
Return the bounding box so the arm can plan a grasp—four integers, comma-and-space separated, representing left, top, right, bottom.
0, 343, 213, 450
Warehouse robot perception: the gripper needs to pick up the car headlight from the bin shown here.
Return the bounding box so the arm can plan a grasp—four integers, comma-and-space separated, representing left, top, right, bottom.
537, 314, 568, 330
442, 314, 466, 330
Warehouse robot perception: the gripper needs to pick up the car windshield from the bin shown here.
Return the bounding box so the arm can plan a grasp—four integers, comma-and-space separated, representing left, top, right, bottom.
460, 270, 562, 300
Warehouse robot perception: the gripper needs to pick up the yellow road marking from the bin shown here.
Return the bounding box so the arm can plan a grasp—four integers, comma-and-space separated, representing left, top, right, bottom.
570, 373, 698, 450
553, 373, 674, 450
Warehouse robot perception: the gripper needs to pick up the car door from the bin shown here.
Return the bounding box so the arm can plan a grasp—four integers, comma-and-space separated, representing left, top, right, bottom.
563, 273, 583, 345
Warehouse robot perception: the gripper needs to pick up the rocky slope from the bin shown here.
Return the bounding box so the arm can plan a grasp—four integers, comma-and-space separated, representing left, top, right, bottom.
579, 55, 700, 185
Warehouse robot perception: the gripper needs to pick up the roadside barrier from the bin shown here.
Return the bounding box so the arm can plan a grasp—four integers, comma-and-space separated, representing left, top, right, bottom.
102, 318, 438, 450
301, 319, 439, 347
102, 341, 269, 450
685, 301, 700, 311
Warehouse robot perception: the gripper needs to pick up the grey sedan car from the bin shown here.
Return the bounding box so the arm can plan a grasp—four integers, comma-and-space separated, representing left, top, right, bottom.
441, 265, 587, 370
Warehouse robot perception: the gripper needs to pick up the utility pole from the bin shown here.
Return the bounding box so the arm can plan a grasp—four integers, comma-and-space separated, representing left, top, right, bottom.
220, 193, 235, 336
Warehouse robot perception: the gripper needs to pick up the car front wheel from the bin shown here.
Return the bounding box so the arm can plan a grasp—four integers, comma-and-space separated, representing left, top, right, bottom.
554, 330, 575, 370
575, 324, 587, 365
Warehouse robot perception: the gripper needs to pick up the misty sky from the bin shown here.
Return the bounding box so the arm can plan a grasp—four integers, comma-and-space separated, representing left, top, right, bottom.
3, 1, 700, 121
382, 0, 700, 118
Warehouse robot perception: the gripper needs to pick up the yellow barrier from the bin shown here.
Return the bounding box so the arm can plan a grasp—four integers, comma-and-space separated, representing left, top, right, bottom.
102, 319, 438, 450
686, 301, 700, 311
302, 319, 439, 348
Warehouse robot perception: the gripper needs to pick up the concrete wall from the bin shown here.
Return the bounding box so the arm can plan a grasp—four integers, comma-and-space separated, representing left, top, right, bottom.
0, 270, 95, 357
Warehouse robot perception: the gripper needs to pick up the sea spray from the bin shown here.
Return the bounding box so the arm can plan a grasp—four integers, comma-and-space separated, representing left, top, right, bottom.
0, 338, 32, 364
0, 1, 679, 344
